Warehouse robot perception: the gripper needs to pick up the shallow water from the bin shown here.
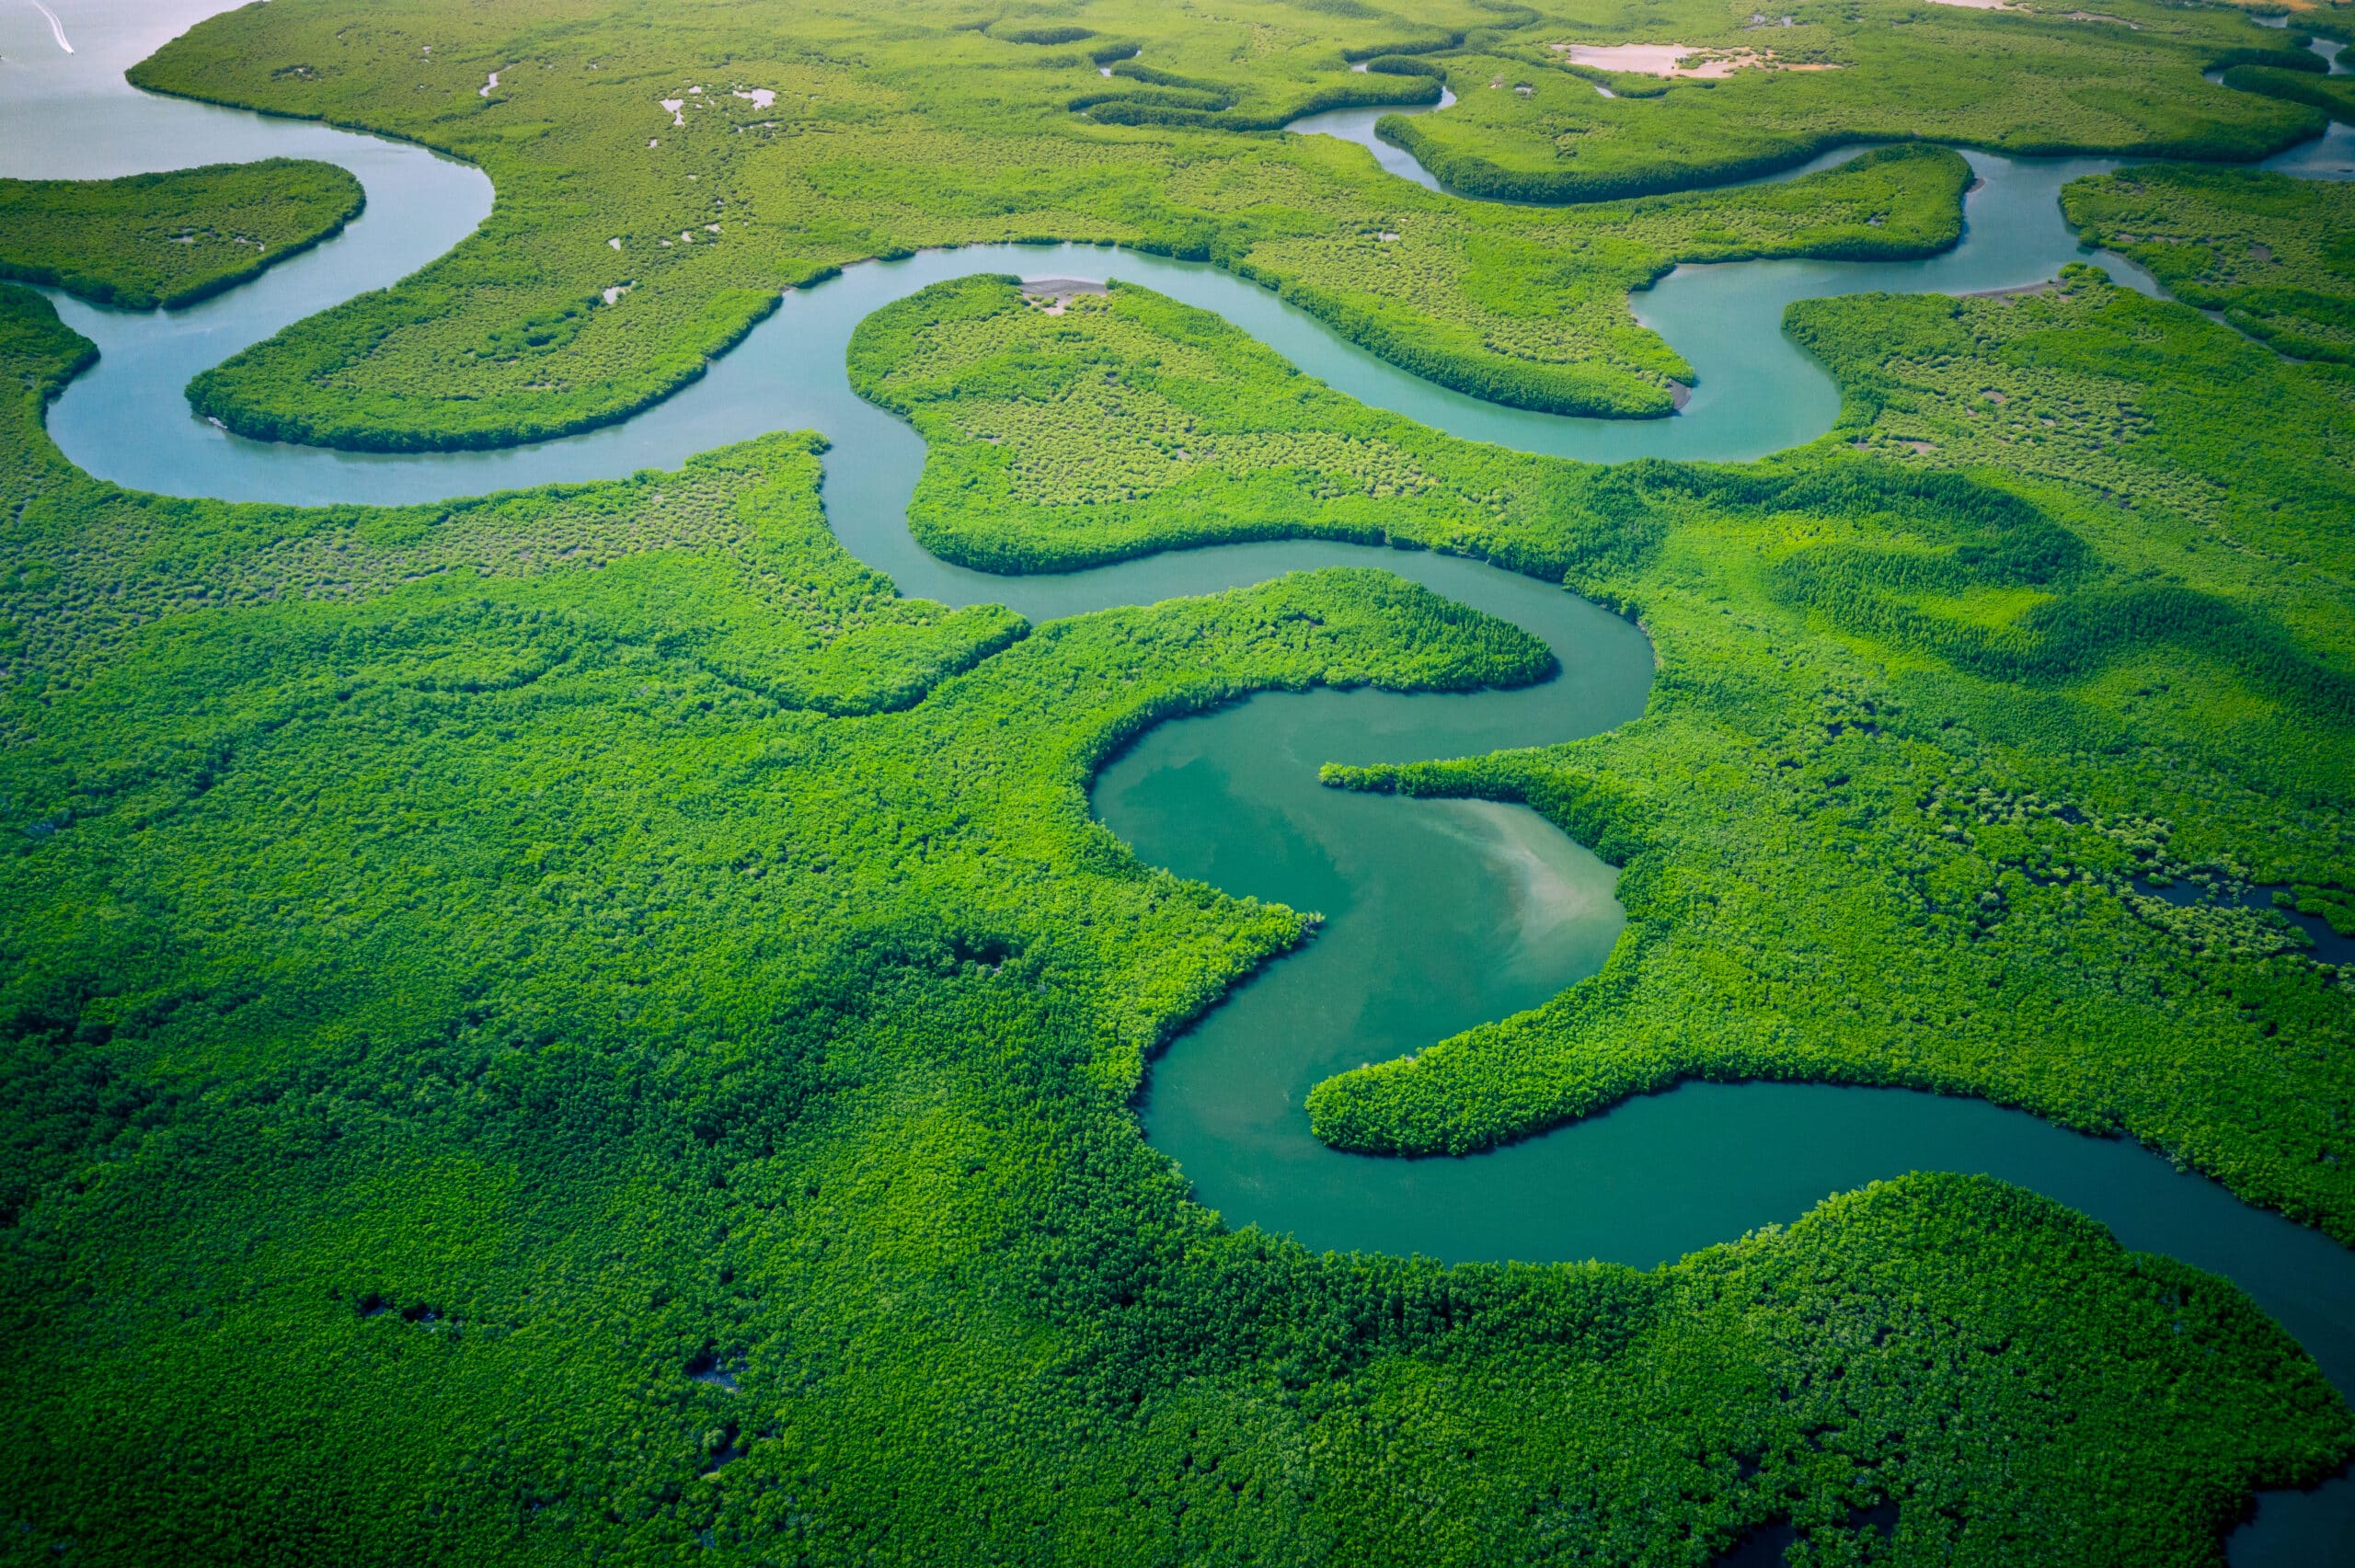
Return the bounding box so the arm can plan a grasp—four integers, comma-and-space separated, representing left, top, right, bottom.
6, 5, 2352, 1560
1283, 86, 1457, 191
2228, 31, 2355, 181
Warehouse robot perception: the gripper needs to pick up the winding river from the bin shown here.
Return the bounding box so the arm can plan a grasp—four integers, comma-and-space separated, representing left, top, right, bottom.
6, 3, 2352, 1559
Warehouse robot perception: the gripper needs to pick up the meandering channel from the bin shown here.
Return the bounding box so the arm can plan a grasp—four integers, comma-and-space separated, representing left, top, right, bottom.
6, 5, 2353, 1558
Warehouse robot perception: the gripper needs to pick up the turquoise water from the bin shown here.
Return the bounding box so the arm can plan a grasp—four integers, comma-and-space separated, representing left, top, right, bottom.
5, 4, 2350, 1558
38, 151, 2180, 500
1283, 85, 1459, 191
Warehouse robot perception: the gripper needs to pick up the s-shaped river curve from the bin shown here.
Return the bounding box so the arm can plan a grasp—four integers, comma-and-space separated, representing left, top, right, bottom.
6, 4, 2353, 1559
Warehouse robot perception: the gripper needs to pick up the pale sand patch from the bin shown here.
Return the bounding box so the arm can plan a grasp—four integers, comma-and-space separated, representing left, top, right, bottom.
1554, 42, 1696, 74
602, 283, 632, 304
734, 87, 776, 108
609, 237, 622, 250
1425, 801, 1622, 963
480, 68, 504, 97
661, 98, 685, 126
1021, 277, 1109, 315
1551, 42, 1839, 77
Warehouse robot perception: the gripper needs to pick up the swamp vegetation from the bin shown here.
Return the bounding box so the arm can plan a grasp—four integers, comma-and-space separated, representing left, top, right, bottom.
111, 0, 2295, 441
2, 0, 2354, 1563
849, 270, 2355, 1247
5, 252, 2350, 1562
2060, 163, 2355, 361
0, 158, 362, 309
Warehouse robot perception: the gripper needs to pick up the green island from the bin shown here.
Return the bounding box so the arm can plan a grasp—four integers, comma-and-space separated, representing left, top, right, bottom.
4, 0, 2355, 1562
0, 159, 364, 309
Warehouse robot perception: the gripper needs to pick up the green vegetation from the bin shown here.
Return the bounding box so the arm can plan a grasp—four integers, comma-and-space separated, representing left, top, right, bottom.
7, 2, 2355, 1559
4, 262, 2350, 1562
182, 118, 1963, 448
109, 0, 2304, 448
1789, 261, 2355, 601
840, 262, 2355, 1253
850, 275, 1572, 573
1380, 7, 2319, 203
0, 158, 363, 309
1310, 264, 2355, 1201
2223, 61, 2355, 124
2063, 165, 2355, 362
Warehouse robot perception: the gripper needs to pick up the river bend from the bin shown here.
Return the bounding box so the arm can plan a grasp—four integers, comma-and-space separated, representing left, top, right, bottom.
5, 5, 2351, 1559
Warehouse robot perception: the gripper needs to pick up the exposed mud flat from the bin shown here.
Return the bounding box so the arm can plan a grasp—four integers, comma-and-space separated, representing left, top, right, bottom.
1551, 41, 1841, 77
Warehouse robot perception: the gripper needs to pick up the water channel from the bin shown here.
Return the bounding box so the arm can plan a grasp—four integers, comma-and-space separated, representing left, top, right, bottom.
4, 3, 2351, 1558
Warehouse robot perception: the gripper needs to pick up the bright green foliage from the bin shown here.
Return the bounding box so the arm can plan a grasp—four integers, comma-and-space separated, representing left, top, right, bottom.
6, 1, 2355, 1553
841, 267, 2355, 1250
1, 272, 2349, 1564
1786, 261, 2355, 708
1304, 268, 2355, 1216
110, 0, 2270, 444
2062, 164, 2355, 362
1383, 8, 2317, 204
0, 296, 1021, 718
2223, 62, 2355, 125
0, 158, 363, 309
1221, 143, 1968, 418
850, 273, 1640, 572
2287, 882, 2355, 938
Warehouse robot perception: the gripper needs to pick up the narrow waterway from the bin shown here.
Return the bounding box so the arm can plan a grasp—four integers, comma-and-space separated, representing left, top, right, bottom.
36, 149, 2189, 500
4, 4, 2351, 1559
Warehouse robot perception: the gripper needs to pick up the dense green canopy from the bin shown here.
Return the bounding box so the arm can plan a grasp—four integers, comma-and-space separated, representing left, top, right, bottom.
0, 159, 362, 309
3, 0, 2353, 1562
